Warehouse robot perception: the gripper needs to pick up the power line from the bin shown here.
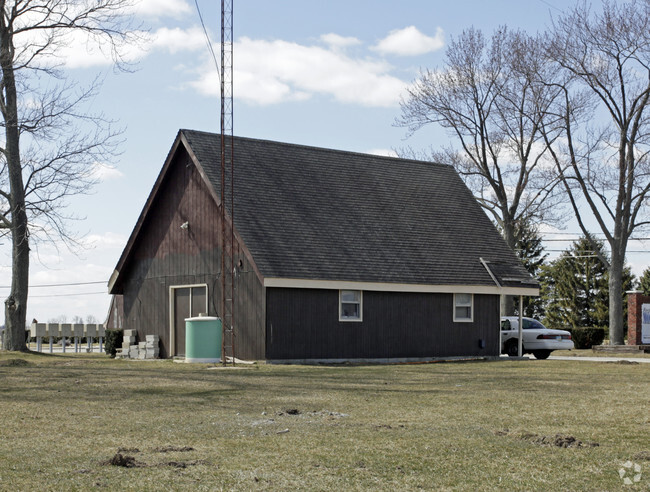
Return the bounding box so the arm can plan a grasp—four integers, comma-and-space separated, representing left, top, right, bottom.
194, 0, 221, 78
536, 0, 562, 12
0, 280, 107, 289
29, 291, 107, 298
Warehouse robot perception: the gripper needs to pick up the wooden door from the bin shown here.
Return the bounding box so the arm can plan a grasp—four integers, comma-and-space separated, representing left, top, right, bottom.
173, 285, 207, 356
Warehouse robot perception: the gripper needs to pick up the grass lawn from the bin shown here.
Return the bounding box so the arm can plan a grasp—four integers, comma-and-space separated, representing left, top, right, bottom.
0, 352, 648, 491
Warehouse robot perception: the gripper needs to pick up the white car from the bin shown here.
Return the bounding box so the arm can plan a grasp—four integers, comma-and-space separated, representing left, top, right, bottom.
501, 317, 574, 359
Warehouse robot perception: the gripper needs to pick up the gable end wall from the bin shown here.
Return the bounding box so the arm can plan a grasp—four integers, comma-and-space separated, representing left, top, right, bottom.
118, 148, 265, 359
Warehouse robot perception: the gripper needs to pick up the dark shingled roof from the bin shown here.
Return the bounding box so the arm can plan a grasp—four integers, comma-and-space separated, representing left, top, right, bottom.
180, 129, 537, 290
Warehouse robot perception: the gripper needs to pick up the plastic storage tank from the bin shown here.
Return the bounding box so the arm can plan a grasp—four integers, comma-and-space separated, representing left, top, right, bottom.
185, 315, 222, 363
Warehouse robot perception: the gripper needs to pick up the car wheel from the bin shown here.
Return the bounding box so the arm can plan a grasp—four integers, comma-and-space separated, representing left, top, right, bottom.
505, 340, 520, 357
533, 350, 551, 360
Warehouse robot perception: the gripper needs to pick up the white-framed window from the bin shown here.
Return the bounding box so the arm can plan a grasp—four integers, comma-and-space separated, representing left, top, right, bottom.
339, 290, 362, 322
453, 293, 473, 322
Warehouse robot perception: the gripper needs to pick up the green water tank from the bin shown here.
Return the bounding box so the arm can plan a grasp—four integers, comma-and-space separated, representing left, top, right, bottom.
185, 316, 222, 363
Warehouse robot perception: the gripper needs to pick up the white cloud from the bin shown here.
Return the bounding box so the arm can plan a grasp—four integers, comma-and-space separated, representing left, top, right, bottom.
49, 29, 150, 69
373, 26, 444, 56
135, 0, 192, 19
91, 163, 124, 181
55, 24, 209, 69
82, 232, 128, 250
151, 26, 207, 54
320, 33, 362, 50
190, 36, 408, 107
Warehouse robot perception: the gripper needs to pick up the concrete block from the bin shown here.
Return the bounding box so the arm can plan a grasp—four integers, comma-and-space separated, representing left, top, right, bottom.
123, 329, 137, 337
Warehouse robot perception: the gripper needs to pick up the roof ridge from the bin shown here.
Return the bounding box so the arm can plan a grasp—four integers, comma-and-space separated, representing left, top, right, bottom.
179, 128, 452, 169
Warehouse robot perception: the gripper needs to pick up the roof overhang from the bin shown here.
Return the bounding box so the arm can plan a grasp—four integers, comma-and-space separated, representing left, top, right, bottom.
107, 270, 120, 294
263, 278, 540, 296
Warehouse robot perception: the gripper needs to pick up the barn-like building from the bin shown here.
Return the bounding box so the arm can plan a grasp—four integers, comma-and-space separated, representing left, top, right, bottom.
107, 129, 538, 362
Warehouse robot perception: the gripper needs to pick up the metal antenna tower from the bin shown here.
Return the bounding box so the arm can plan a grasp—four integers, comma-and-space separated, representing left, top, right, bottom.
220, 0, 235, 366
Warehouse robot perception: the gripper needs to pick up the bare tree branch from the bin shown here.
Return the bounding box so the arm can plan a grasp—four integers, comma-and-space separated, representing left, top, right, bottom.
1, 0, 141, 351
397, 27, 567, 253
542, 0, 650, 344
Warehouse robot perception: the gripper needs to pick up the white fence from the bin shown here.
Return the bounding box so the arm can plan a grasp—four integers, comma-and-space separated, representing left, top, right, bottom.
29, 323, 106, 354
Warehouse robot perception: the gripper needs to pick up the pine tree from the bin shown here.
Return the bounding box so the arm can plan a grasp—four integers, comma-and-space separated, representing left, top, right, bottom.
542, 238, 633, 330
512, 221, 548, 318
639, 267, 650, 296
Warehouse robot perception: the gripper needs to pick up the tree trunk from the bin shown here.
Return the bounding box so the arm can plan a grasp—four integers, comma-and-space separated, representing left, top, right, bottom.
608, 252, 625, 345
4, 228, 29, 351
1, 11, 29, 352
500, 219, 517, 316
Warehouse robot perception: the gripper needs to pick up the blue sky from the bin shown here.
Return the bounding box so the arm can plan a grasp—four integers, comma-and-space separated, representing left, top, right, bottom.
2, 0, 646, 323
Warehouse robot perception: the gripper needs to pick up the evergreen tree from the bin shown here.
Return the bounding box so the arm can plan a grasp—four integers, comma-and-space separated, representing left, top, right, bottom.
639, 267, 650, 296
512, 221, 548, 318
542, 238, 633, 330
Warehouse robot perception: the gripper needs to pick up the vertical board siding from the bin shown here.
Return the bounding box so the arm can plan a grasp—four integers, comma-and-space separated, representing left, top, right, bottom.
266, 288, 500, 360
119, 149, 265, 359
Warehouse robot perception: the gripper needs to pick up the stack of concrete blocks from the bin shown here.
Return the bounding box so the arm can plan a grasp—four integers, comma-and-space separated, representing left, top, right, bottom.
145, 335, 160, 359
137, 341, 147, 359
117, 331, 159, 359
120, 329, 138, 359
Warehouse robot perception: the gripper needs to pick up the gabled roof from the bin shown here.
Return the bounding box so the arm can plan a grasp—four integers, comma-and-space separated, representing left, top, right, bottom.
110, 129, 538, 295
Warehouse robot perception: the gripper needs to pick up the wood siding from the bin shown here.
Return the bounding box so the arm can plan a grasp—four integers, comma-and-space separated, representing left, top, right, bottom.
266, 288, 500, 360
118, 148, 265, 359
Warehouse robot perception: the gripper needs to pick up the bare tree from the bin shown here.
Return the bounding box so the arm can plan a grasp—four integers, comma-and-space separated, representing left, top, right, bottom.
0, 0, 140, 351
397, 27, 565, 314
542, 0, 650, 345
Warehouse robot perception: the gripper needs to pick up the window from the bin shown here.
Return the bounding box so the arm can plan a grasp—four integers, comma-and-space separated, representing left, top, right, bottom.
340, 290, 362, 321
453, 293, 473, 322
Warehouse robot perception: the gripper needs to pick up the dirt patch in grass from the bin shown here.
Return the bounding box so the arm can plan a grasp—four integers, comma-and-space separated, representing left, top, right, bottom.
104, 453, 143, 468
0, 358, 31, 367
117, 447, 140, 454
153, 445, 195, 453
497, 429, 599, 448
279, 408, 301, 415
634, 451, 650, 461
104, 448, 203, 469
